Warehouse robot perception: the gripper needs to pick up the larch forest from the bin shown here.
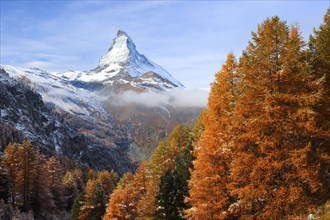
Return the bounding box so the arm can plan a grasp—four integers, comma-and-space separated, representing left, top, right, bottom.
0, 9, 329, 220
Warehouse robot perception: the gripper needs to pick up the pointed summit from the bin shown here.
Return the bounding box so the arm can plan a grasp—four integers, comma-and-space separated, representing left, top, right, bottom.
56, 30, 183, 91
117, 29, 128, 37
95, 30, 182, 87
98, 29, 136, 69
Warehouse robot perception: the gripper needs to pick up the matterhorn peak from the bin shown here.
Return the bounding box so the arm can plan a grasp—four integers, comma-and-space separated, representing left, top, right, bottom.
55, 30, 183, 90
94, 30, 183, 88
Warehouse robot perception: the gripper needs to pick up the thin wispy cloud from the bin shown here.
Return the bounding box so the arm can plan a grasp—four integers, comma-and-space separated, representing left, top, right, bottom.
1, 1, 328, 88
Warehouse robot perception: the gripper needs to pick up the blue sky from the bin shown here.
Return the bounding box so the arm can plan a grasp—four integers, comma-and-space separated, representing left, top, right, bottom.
0, 1, 328, 88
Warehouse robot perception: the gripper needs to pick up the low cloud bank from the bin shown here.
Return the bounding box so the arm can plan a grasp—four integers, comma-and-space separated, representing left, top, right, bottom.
107, 88, 209, 108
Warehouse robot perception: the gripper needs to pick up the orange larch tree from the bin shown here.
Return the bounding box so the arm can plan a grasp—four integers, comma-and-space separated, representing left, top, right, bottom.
308, 9, 330, 203
103, 172, 134, 220
103, 161, 148, 220
229, 16, 328, 218
46, 156, 65, 210
186, 52, 237, 220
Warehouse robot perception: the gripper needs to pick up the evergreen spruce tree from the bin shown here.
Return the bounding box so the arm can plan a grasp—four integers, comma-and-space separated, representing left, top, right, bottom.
137, 125, 191, 219
156, 169, 185, 220
71, 193, 84, 220
155, 143, 195, 220
90, 183, 105, 220
175, 141, 194, 199
0, 156, 9, 202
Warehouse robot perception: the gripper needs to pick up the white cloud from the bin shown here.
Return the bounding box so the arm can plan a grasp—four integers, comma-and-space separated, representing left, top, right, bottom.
106, 88, 209, 108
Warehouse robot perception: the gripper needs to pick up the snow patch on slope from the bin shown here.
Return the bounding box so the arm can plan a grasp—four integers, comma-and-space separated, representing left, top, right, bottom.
1, 65, 105, 117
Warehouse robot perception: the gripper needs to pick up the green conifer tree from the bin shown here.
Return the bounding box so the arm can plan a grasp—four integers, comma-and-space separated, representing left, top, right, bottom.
71, 193, 84, 220
156, 169, 185, 220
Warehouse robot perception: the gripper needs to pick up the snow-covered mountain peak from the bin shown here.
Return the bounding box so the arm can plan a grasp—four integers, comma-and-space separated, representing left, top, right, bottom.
93, 30, 183, 89
48, 30, 183, 91
98, 30, 136, 69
